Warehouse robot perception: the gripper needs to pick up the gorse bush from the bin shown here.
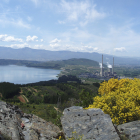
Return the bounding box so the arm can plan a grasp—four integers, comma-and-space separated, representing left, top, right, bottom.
86, 78, 140, 125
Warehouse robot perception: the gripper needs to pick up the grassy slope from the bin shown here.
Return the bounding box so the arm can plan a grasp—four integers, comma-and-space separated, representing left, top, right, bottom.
8, 83, 98, 125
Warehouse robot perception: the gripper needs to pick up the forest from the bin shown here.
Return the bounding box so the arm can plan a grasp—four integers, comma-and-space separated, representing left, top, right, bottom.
0, 82, 20, 99
0, 75, 100, 129
0, 58, 102, 70
0, 75, 99, 107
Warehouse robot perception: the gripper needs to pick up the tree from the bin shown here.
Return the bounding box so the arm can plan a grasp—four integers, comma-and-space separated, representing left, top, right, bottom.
78, 89, 93, 108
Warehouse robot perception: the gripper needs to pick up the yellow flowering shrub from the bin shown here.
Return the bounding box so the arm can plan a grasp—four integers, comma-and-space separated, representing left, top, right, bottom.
86, 78, 140, 125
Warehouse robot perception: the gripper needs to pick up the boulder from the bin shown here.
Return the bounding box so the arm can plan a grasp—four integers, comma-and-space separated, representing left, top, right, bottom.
0, 101, 60, 140
3, 99, 140, 140
61, 106, 120, 140
117, 120, 140, 140
0, 101, 21, 140
22, 113, 60, 140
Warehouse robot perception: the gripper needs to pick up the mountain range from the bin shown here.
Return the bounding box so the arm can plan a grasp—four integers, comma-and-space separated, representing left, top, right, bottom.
0, 46, 140, 66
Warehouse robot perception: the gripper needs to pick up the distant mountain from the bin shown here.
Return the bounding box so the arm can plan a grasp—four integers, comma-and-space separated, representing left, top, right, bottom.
0, 46, 140, 65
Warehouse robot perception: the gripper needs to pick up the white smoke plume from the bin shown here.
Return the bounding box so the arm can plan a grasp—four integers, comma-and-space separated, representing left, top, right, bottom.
99, 62, 103, 68
107, 62, 112, 68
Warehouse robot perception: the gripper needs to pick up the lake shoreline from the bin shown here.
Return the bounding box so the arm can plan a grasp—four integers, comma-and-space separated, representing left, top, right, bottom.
0, 65, 61, 84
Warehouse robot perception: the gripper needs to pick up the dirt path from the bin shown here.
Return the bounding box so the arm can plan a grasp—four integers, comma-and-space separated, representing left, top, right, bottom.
32, 88, 38, 92
54, 107, 62, 113
25, 87, 32, 92
18, 95, 26, 103
22, 95, 29, 102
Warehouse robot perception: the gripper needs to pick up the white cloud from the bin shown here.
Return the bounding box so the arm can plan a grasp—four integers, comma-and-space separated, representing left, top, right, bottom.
114, 47, 126, 52
0, 15, 30, 29
9, 43, 30, 49
31, 0, 39, 5
85, 5, 105, 20
40, 39, 43, 42
78, 45, 99, 52
50, 43, 60, 48
16, 19, 30, 28
0, 34, 23, 42
79, 21, 88, 27
94, 47, 98, 51
58, 20, 66, 24
56, 22, 140, 56
59, 0, 106, 26
26, 36, 38, 42
27, 16, 32, 22
34, 45, 43, 49
50, 38, 61, 43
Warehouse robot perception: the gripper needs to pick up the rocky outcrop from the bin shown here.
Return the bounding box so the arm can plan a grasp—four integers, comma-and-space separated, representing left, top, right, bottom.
0, 101, 60, 140
1, 100, 140, 140
21, 114, 60, 140
117, 120, 140, 140
61, 106, 120, 140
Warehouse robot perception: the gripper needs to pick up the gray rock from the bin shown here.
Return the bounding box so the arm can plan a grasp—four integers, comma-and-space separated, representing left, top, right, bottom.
0, 101, 60, 140
61, 106, 120, 140
22, 114, 60, 140
117, 120, 140, 140
0, 101, 21, 140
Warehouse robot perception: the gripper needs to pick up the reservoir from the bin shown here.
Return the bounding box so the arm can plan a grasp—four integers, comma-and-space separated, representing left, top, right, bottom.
0, 65, 61, 84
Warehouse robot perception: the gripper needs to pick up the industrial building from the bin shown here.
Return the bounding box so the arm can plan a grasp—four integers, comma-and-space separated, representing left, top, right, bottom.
78, 55, 118, 80
100, 55, 117, 78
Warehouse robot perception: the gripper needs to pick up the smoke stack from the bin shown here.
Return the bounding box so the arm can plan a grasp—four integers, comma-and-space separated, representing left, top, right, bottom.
112, 57, 114, 75
101, 54, 103, 77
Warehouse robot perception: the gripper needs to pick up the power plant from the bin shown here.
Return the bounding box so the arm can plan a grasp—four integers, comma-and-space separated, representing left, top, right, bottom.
100, 55, 117, 78
78, 55, 118, 80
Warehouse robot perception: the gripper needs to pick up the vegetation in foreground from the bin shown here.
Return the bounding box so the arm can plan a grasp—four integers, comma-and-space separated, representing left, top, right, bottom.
1, 77, 140, 140
86, 78, 140, 125
0, 76, 99, 128
12, 102, 63, 128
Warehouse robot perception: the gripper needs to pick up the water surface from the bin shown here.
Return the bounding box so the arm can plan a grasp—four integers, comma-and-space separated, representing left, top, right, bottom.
0, 65, 61, 84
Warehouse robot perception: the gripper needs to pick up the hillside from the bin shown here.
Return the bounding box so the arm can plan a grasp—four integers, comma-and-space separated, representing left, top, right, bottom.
1, 80, 99, 130
27, 58, 105, 69
0, 46, 140, 65
0, 58, 106, 69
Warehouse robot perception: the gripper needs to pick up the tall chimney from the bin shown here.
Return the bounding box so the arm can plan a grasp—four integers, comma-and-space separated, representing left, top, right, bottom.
101, 54, 103, 77
112, 57, 114, 75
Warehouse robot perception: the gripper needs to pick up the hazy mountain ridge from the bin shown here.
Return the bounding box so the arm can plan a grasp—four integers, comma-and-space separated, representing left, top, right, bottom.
0, 46, 140, 65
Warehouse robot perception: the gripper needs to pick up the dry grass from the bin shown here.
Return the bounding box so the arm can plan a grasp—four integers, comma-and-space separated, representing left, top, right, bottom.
18, 95, 26, 103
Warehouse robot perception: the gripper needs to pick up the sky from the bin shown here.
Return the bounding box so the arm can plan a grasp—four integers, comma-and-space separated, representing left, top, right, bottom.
0, 0, 140, 57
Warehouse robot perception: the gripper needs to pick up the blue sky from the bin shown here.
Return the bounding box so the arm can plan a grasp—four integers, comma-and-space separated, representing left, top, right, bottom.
0, 0, 140, 57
